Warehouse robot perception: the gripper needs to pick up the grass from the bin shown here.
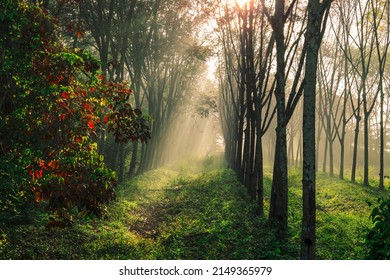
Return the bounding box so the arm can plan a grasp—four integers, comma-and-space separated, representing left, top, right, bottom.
286, 168, 389, 259
0, 156, 388, 259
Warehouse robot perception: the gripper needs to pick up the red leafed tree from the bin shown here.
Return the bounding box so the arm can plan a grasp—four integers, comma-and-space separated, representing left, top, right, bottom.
0, 1, 150, 225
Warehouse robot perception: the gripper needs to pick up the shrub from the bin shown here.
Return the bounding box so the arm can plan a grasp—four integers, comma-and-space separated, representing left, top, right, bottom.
0, 1, 150, 225
366, 194, 390, 259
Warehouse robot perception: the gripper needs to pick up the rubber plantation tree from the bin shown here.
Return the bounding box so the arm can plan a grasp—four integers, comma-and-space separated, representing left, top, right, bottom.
301, 0, 333, 260
262, 0, 308, 241
328, 2, 355, 180
264, 0, 291, 240
370, 0, 390, 190
359, 0, 379, 187
0, 1, 150, 226
337, 0, 377, 185
260, 0, 332, 246
318, 41, 343, 177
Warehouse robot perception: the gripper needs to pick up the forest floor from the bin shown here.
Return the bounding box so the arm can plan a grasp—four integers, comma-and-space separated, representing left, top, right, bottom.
1, 155, 388, 259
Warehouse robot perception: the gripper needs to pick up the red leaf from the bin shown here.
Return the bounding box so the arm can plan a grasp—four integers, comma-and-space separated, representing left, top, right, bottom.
61, 92, 70, 99
83, 103, 92, 111
47, 160, 59, 169
87, 120, 95, 129
35, 169, 43, 179
103, 115, 109, 124
76, 30, 84, 38
35, 192, 42, 203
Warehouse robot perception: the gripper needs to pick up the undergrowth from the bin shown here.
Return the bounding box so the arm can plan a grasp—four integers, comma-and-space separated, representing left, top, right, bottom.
0, 157, 387, 259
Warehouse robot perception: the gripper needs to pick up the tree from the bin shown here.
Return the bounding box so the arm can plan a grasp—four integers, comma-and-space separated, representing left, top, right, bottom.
262, 0, 308, 239
266, 0, 290, 239
328, 3, 355, 180
370, 0, 389, 189
301, 0, 333, 260
318, 40, 343, 177
336, 0, 377, 185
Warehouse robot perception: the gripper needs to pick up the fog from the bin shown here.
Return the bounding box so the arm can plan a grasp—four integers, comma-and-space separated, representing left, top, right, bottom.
166, 65, 223, 160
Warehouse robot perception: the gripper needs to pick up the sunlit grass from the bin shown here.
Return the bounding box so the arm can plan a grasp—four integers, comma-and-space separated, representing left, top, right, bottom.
1, 157, 387, 259
282, 167, 389, 259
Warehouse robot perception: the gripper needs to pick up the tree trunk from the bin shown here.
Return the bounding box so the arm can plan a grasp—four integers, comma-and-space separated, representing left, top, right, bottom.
118, 144, 125, 183
296, 133, 302, 167
269, 0, 288, 240
322, 135, 328, 173
236, 113, 245, 182
329, 138, 334, 177
302, 47, 317, 260
301, 0, 331, 260
351, 116, 360, 183
363, 113, 370, 186
289, 130, 294, 166
339, 47, 349, 180
128, 142, 138, 178
339, 130, 345, 180
111, 142, 119, 171
379, 94, 384, 189
256, 134, 264, 216
315, 123, 321, 172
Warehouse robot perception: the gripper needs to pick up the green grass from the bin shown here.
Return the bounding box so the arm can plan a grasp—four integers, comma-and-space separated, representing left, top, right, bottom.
0, 157, 387, 259
286, 168, 389, 259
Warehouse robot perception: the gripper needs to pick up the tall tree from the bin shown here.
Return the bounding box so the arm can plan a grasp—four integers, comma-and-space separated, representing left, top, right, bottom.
263, 0, 307, 239
301, 0, 333, 260
370, 0, 389, 189
340, 0, 377, 185
318, 41, 342, 177
329, 2, 355, 180
267, 0, 290, 239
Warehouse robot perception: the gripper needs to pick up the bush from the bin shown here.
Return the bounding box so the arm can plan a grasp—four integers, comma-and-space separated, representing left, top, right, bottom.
366, 194, 390, 259
0, 1, 150, 225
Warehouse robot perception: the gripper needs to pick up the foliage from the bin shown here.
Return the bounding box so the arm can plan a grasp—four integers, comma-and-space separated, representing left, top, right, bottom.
366, 194, 390, 259
193, 93, 218, 119
0, 1, 150, 225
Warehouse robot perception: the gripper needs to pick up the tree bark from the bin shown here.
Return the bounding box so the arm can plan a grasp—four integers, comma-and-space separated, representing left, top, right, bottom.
269, 0, 288, 241
301, 0, 332, 260
363, 112, 370, 186
351, 115, 360, 183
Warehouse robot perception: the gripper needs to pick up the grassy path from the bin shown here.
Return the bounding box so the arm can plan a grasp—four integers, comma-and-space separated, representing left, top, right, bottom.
0, 159, 287, 259
1, 157, 387, 259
